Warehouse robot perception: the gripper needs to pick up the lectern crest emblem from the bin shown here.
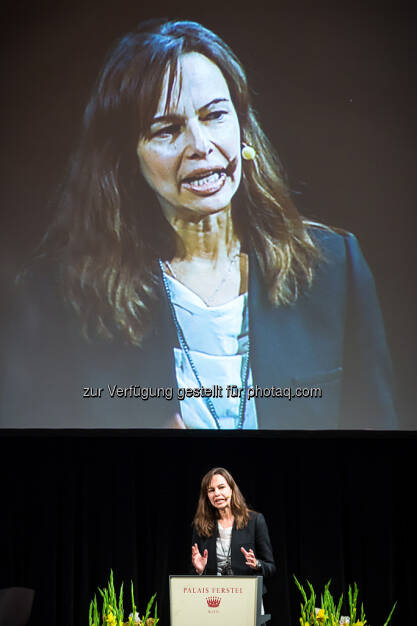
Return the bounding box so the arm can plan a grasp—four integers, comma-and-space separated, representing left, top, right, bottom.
206, 596, 221, 607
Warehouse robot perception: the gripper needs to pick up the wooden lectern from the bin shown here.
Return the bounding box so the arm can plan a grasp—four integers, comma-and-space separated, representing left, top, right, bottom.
170, 576, 271, 626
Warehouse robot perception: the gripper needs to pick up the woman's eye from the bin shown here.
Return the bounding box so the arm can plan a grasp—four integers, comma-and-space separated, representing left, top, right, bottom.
205, 110, 227, 121
152, 124, 180, 138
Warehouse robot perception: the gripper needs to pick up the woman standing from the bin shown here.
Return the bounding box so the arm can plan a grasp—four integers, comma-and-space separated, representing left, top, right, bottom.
191, 467, 276, 581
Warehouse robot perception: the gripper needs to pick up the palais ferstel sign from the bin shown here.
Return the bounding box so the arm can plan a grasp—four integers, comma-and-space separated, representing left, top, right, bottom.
170, 576, 268, 626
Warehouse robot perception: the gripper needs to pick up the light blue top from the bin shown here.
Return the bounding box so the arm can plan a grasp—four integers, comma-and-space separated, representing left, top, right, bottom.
165, 274, 258, 429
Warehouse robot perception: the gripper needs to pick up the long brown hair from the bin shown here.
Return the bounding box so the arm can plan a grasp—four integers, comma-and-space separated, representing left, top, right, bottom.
193, 467, 251, 537
36, 19, 320, 346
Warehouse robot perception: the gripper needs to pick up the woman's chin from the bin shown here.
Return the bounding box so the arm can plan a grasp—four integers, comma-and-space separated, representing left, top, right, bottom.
180, 194, 235, 218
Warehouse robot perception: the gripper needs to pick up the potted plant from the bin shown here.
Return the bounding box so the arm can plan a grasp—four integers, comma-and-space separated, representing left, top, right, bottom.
89, 570, 159, 626
294, 577, 396, 626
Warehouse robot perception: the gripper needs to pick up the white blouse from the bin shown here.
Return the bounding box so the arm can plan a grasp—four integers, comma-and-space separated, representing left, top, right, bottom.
165, 273, 258, 429
216, 523, 233, 575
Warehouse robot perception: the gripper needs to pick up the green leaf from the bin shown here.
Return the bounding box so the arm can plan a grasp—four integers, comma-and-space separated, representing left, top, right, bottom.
130, 580, 136, 625
294, 575, 309, 605
360, 601, 366, 623
143, 593, 157, 621
94, 596, 99, 626
306, 582, 317, 626
119, 581, 124, 619
382, 601, 397, 626
336, 593, 343, 620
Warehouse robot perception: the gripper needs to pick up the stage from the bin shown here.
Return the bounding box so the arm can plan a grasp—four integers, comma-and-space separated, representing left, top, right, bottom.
0, 431, 414, 625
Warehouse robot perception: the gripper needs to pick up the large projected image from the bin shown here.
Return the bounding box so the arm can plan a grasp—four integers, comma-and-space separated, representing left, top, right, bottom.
1, 6, 414, 429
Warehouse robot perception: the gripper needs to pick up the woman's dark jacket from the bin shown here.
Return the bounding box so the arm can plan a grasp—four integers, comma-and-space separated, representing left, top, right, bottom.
191, 511, 276, 579
1, 227, 396, 429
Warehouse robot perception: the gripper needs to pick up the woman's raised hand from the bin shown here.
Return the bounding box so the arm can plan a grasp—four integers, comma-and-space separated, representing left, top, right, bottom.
192, 543, 208, 574
241, 547, 258, 569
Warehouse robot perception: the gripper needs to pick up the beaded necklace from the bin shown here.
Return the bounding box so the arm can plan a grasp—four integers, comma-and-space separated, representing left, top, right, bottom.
159, 259, 250, 430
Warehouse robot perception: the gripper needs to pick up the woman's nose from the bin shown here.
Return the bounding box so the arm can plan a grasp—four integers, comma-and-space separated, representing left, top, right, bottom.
184, 121, 212, 158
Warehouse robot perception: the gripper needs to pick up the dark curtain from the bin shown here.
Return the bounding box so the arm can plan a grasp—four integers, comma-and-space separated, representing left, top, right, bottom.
0, 432, 414, 625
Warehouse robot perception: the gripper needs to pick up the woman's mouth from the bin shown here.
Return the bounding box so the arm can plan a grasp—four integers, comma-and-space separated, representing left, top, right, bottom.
181, 169, 227, 196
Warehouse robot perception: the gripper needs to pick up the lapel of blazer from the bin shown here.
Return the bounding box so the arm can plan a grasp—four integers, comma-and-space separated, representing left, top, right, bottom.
248, 251, 300, 428
230, 520, 242, 569
206, 527, 218, 573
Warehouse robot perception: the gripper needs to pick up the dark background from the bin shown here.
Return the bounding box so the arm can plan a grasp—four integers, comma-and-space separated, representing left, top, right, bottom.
1, 0, 416, 427
0, 432, 415, 625
1, 1, 416, 624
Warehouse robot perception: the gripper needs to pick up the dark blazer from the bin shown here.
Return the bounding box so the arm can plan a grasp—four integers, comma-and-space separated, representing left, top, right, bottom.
191, 512, 276, 579
1, 227, 396, 429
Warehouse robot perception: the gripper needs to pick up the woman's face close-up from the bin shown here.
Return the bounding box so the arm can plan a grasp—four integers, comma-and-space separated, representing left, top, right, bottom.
137, 52, 242, 221
207, 473, 233, 511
